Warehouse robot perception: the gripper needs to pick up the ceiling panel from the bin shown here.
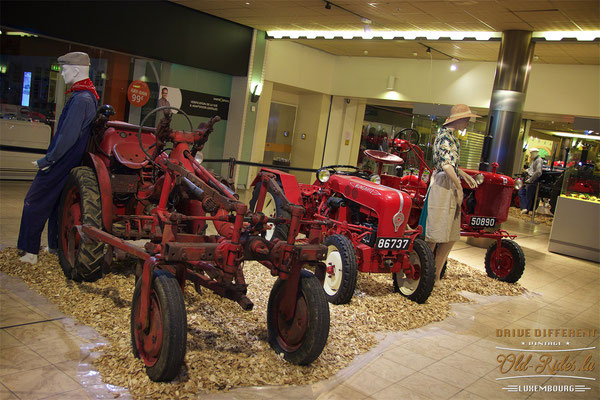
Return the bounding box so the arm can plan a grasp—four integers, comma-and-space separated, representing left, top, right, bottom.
172, 0, 600, 65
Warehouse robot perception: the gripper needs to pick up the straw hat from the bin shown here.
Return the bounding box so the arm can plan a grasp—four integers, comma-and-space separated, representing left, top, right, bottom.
443, 104, 480, 126
529, 147, 539, 153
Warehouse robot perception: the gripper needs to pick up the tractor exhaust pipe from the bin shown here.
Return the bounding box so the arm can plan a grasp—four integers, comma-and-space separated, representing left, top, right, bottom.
237, 295, 254, 311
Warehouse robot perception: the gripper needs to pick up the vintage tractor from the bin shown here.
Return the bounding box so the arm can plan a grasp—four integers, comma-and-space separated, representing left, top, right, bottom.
57, 106, 331, 381
249, 164, 436, 306
371, 128, 525, 283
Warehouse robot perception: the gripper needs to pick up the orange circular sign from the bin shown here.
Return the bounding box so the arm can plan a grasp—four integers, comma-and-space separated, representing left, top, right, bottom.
127, 80, 150, 107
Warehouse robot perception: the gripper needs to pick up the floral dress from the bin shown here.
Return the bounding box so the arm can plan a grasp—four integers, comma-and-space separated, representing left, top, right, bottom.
432, 128, 460, 174
419, 128, 462, 243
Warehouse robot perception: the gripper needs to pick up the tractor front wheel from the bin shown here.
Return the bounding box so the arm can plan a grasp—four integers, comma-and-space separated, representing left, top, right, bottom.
267, 270, 330, 365
393, 238, 435, 303
131, 270, 187, 382
322, 234, 358, 305
485, 239, 525, 283
58, 167, 104, 282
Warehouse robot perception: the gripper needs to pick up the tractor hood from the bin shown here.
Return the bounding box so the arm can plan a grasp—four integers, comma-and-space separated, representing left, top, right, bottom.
328, 175, 412, 236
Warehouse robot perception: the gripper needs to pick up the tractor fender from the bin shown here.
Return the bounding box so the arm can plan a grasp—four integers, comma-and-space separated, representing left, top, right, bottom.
251, 167, 303, 205
83, 152, 113, 232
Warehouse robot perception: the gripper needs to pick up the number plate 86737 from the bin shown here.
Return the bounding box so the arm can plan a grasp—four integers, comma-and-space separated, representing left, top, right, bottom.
375, 237, 411, 250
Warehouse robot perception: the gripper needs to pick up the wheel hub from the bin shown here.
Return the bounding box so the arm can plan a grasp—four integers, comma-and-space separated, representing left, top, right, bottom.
491, 247, 513, 278
134, 292, 163, 367
276, 295, 308, 352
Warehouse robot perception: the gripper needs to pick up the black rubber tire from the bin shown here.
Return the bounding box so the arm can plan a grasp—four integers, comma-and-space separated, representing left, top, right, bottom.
267, 270, 330, 365
130, 270, 187, 382
249, 181, 289, 241
58, 166, 104, 282
485, 239, 525, 283
322, 234, 358, 305
393, 238, 435, 304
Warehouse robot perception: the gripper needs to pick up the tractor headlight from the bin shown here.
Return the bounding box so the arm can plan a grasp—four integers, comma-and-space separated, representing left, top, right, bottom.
369, 174, 381, 184
194, 151, 204, 164
474, 173, 485, 185
317, 169, 331, 183
514, 178, 523, 190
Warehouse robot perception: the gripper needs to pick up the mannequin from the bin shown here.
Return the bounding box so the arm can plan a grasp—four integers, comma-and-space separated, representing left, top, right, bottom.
418, 104, 479, 286
18, 52, 99, 264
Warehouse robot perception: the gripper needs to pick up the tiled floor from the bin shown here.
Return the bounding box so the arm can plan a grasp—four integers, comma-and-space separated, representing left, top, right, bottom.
1, 180, 598, 399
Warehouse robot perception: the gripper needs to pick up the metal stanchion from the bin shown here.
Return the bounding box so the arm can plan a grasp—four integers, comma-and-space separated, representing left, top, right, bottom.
530, 181, 541, 224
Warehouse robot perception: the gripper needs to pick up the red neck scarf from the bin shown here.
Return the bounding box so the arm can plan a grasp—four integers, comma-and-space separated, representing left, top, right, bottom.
65, 78, 100, 100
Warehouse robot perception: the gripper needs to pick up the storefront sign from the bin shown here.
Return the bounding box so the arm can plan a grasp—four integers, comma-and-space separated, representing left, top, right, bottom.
159, 86, 229, 120
128, 80, 150, 107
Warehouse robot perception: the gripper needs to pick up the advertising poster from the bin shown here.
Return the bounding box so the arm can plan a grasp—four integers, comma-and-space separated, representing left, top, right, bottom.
158, 86, 229, 120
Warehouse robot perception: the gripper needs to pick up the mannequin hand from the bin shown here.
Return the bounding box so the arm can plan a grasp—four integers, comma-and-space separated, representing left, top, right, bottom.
33, 160, 50, 171
464, 174, 478, 189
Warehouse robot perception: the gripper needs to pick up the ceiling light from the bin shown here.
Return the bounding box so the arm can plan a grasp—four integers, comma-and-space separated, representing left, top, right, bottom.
533, 31, 600, 41
450, 58, 459, 71
266, 30, 502, 40
412, 52, 418, 56
368, 2, 377, 7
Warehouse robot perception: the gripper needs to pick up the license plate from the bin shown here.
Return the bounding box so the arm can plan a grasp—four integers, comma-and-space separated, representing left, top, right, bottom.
375, 237, 411, 250
470, 216, 496, 228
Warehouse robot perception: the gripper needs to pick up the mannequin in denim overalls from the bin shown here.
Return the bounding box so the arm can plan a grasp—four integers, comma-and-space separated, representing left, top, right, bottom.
18, 52, 98, 264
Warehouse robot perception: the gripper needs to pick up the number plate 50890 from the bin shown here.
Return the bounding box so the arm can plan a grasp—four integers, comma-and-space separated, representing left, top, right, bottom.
469, 216, 496, 228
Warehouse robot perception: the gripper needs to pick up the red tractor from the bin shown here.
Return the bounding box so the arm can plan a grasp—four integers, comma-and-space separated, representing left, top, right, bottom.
57, 106, 331, 381
370, 128, 525, 283
250, 164, 436, 306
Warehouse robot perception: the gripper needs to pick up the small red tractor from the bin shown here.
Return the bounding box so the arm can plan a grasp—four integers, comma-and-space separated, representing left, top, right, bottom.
371, 128, 525, 283
57, 106, 331, 381
250, 163, 436, 306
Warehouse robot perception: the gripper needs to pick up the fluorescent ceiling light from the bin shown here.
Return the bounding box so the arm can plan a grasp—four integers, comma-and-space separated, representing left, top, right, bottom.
269, 30, 599, 41
267, 30, 502, 40
532, 31, 600, 41
534, 129, 600, 140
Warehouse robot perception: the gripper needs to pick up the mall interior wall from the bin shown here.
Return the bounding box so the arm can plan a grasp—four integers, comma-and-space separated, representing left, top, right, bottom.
264, 40, 600, 118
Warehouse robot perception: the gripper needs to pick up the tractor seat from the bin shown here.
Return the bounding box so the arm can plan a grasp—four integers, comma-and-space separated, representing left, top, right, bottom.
112, 142, 149, 169
364, 150, 404, 165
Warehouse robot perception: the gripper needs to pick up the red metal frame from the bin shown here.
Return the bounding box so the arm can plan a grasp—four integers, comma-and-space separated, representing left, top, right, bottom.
75, 114, 330, 368
386, 138, 519, 247
258, 167, 422, 278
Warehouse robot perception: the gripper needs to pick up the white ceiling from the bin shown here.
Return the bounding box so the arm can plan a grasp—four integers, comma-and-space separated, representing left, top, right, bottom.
174, 0, 600, 64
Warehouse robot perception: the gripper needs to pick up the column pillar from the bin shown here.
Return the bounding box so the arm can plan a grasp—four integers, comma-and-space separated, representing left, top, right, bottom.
480, 30, 535, 176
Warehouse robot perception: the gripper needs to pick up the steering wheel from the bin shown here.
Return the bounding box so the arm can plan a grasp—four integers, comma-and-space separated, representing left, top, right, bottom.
392, 128, 421, 153
138, 106, 194, 162
320, 165, 371, 179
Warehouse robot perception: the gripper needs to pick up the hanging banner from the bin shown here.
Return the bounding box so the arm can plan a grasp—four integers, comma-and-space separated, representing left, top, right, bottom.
158, 86, 229, 120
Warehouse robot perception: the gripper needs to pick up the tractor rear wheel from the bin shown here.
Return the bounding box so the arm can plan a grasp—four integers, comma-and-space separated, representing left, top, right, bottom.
393, 238, 435, 303
131, 270, 187, 382
58, 167, 104, 282
322, 234, 357, 304
267, 270, 330, 365
485, 239, 525, 283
